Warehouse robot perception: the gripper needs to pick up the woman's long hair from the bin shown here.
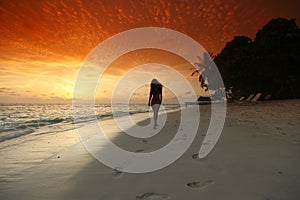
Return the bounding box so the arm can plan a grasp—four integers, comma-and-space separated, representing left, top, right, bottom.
150, 79, 162, 94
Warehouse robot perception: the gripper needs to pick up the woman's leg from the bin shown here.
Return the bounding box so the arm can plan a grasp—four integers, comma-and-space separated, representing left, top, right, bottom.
152, 104, 160, 128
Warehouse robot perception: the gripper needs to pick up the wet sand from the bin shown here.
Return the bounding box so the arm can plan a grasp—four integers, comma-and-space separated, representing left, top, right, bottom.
1, 100, 299, 200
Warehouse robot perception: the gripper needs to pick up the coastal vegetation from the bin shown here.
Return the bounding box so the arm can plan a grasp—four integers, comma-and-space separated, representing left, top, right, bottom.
195, 18, 300, 100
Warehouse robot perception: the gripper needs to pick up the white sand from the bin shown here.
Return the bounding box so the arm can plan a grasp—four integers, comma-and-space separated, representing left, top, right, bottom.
1, 100, 300, 200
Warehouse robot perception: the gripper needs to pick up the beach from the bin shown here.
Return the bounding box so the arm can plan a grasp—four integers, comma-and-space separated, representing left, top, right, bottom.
1, 100, 300, 200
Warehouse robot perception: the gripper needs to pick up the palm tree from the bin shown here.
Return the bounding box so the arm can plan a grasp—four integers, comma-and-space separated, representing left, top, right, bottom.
192, 52, 228, 101
191, 52, 215, 92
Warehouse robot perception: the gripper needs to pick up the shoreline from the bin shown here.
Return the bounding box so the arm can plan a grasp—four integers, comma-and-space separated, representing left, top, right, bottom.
0, 104, 181, 144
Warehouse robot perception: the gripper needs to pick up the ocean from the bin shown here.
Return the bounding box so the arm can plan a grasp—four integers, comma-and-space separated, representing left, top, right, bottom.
0, 104, 179, 143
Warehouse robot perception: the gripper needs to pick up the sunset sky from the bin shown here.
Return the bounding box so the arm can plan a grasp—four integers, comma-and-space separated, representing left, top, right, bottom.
1, 0, 299, 104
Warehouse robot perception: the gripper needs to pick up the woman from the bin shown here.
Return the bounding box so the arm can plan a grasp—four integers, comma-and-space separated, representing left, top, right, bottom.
148, 79, 162, 129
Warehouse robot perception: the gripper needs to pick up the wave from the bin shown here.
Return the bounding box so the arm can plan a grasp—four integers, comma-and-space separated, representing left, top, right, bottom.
0, 129, 35, 142
0, 104, 180, 143
0, 106, 153, 143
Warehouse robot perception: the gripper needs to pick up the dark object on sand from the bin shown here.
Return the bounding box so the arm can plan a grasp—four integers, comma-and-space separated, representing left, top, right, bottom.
185, 96, 211, 107
197, 96, 211, 105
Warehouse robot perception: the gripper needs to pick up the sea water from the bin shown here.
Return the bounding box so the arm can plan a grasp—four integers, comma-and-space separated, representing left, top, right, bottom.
0, 104, 179, 143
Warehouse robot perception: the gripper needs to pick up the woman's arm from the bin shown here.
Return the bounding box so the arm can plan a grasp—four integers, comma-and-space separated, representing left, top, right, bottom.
159, 87, 162, 102
148, 89, 152, 106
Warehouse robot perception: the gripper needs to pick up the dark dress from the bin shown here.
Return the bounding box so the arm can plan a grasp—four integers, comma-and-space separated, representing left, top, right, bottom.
150, 84, 162, 106
151, 94, 161, 105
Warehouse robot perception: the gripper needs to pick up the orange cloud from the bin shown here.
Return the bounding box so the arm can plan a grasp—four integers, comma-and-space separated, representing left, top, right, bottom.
0, 0, 299, 103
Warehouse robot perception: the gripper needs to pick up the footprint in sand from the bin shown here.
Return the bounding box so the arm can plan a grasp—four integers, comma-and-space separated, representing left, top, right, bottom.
192, 153, 199, 159
113, 168, 123, 177
136, 192, 170, 200
187, 180, 214, 189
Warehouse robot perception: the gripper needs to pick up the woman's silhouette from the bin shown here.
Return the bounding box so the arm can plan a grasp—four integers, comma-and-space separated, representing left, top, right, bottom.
148, 79, 162, 129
